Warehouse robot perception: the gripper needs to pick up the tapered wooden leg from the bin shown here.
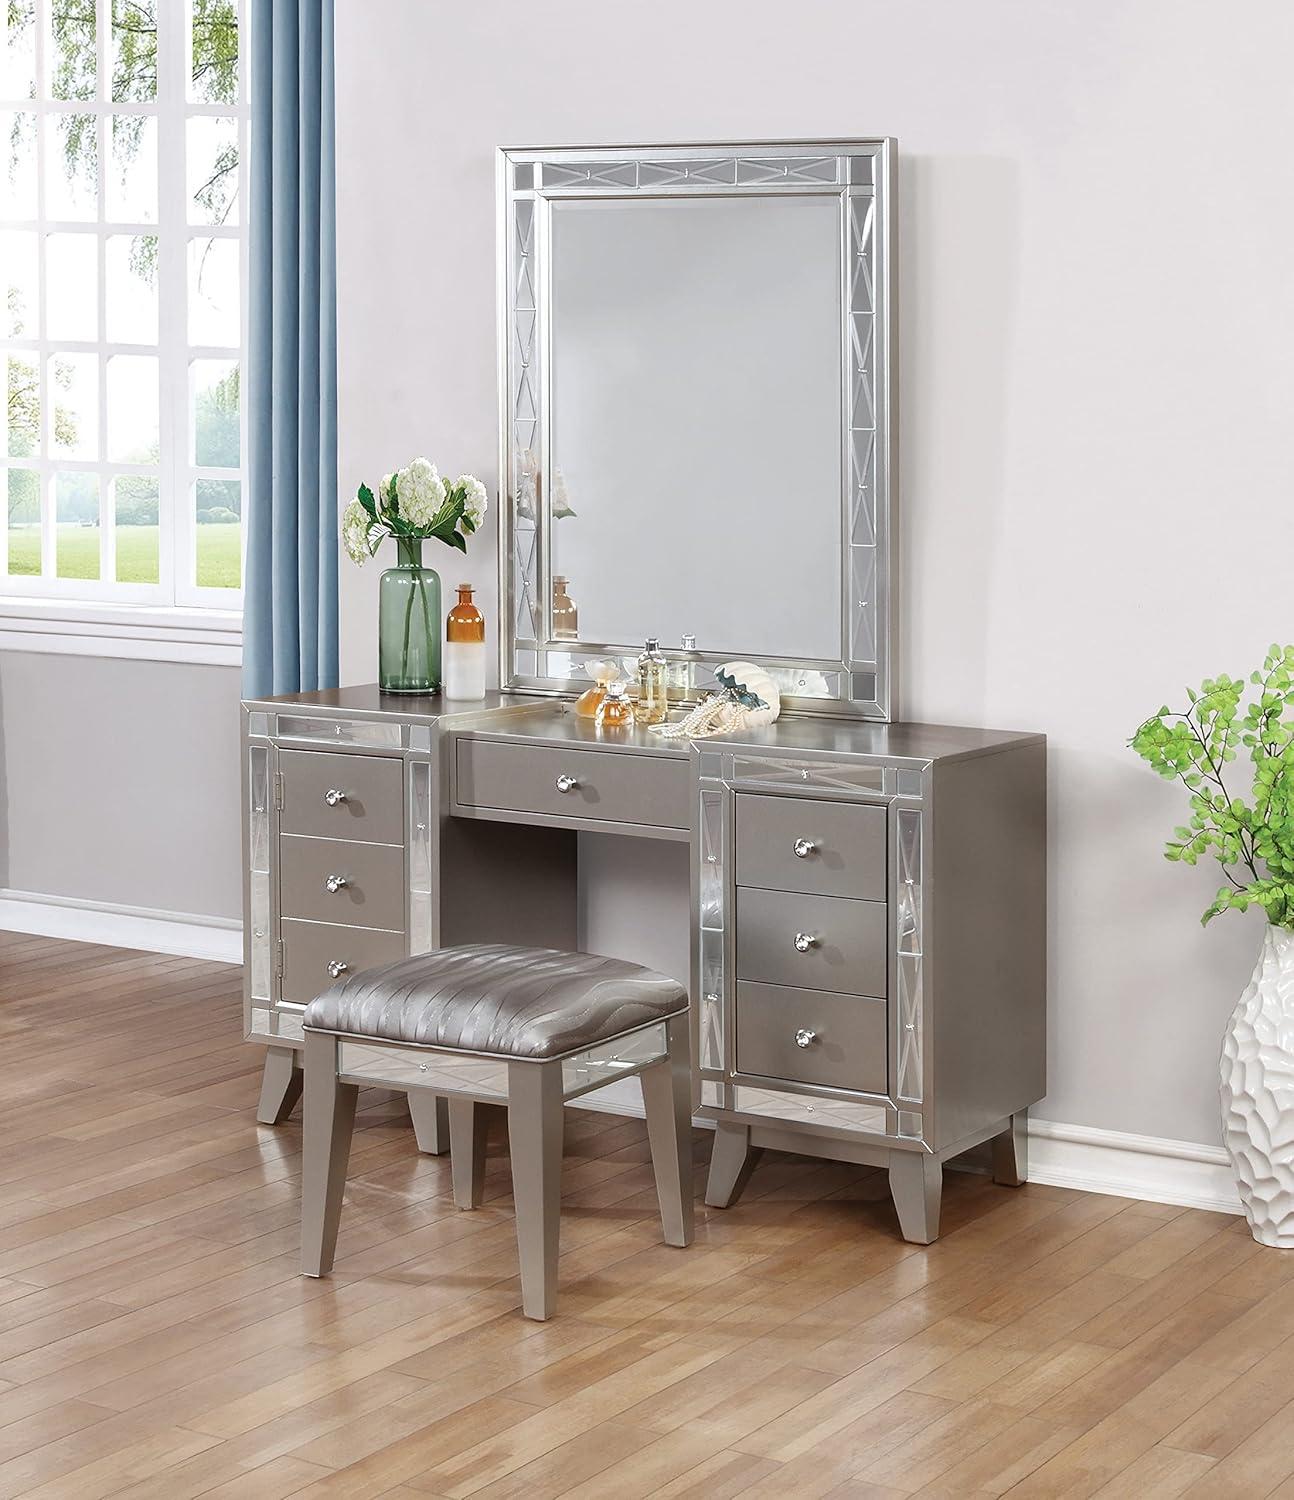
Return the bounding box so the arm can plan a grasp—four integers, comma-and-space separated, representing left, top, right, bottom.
889, 1150, 942, 1244
705, 1120, 763, 1209
640, 1015, 695, 1248
449, 1098, 489, 1210
408, 1090, 449, 1155
256, 1044, 303, 1125
301, 1030, 359, 1277
507, 1061, 565, 1320
992, 1110, 1029, 1187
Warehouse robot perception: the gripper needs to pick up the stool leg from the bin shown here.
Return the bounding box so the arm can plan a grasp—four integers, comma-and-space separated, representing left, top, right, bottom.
705, 1120, 763, 1209
507, 1061, 564, 1320
408, 1090, 449, 1155
257, 1044, 303, 1125
640, 1014, 694, 1248
301, 1030, 358, 1277
449, 1098, 489, 1210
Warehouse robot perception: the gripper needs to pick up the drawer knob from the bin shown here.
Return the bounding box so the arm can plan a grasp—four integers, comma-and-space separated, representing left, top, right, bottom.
324, 874, 349, 893
326, 960, 349, 978
793, 838, 818, 859
794, 1028, 817, 1049
555, 773, 580, 793
324, 788, 347, 806
794, 932, 818, 952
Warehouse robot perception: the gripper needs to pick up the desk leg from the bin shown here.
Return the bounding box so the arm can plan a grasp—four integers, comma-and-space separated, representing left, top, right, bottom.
705, 1121, 763, 1209
256, 1045, 303, 1125
890, 1151, 942, 1244
992, 1110, 1029, 1187
408, 1091, 450, 1155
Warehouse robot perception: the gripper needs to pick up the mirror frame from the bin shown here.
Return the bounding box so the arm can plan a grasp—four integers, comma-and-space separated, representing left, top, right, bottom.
496, 138, 898, 720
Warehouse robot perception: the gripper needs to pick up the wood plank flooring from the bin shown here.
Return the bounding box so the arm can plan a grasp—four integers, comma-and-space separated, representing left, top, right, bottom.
0, 932, 1291, 1498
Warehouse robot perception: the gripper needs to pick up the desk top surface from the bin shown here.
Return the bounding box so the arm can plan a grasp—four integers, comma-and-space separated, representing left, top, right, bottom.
248, 686, 1043, 765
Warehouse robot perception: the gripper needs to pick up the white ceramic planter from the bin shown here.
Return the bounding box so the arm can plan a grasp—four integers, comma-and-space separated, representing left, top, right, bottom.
1220, 924, 1294, 1248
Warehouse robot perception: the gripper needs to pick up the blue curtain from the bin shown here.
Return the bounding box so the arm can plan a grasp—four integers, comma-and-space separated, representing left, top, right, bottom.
242, 0, 338, 699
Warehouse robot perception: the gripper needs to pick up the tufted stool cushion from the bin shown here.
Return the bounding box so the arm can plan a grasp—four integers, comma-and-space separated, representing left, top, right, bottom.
303, 942, 688, 1060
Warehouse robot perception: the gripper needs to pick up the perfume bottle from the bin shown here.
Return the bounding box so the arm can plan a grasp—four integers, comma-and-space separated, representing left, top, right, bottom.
595, 678, 635, 731
575, 657, 621, 718
672, 633, 698, 700
444, 584, 486, 700
636, 638, 668, 725
552, 576, 578, 639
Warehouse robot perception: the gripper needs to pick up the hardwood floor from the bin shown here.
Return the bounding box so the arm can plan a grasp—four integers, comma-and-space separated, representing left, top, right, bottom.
0, 932, 1291, 1498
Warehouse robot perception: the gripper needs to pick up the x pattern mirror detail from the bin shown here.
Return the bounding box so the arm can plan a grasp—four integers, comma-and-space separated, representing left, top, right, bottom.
497, 140, 898, 720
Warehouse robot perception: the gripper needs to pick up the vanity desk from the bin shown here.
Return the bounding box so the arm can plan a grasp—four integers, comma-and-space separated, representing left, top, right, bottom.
241, 687, 1045, 1243
242, 136, 1047, 1242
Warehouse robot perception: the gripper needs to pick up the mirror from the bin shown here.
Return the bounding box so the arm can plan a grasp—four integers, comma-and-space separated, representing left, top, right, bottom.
549, 196, 842, 660
500, 142, 897, 718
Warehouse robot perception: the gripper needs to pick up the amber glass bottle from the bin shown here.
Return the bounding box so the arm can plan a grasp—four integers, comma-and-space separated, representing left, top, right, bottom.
444, 584, 486, 700
595, 679, 635, 730
552, 576, 579, 639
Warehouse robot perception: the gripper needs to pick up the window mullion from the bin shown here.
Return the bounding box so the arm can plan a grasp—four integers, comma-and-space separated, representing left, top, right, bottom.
157, 0, 186, 608
97, 0, 111, 586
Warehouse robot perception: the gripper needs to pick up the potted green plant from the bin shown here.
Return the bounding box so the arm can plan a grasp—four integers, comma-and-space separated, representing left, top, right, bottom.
1131, 644, 1294, 1248
342, 458, 488, 693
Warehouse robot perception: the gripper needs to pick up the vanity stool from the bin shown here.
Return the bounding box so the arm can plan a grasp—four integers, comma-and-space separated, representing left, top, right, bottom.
299, 942, 694, 1319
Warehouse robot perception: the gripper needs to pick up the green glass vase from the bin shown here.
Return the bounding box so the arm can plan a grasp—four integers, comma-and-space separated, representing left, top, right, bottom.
378, 538, 441, 693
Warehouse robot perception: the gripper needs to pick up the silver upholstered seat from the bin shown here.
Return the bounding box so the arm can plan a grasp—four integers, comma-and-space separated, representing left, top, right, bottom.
300, 943, 694, 1320
303, 943, 687, 1058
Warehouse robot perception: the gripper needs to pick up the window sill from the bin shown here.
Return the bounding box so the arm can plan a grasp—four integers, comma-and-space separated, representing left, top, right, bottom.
0, 598, 242, 666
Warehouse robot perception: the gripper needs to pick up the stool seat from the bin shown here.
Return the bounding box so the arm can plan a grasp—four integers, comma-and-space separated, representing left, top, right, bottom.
303, 943, 687, 1059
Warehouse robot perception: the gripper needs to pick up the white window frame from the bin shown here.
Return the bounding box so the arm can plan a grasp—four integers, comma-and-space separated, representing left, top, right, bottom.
0, 0, 247, 663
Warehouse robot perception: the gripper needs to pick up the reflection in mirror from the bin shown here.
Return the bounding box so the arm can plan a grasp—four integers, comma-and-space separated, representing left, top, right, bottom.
549, 195, 843, 661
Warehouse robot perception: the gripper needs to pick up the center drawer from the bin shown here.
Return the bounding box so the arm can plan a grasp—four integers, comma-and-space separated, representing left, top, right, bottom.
279, 834, 406, 930
455, 738, 689, 831
736, 886, 887, 996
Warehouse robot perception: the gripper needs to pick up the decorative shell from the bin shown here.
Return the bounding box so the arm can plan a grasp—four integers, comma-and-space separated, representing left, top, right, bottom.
714, 661, 781, 726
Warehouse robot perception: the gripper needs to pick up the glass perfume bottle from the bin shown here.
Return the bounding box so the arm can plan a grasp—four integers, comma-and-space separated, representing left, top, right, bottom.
636, 638, 668, 725
575, 657, 621, 718
444, 583, 486, 700
595, 678, 635, 730
552, 576, 578, 639
671, 633, 698, 701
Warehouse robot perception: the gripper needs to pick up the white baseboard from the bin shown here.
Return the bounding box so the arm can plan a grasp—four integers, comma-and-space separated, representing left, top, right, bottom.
0, 889, 242, 964
577, 1086, 1242, 1217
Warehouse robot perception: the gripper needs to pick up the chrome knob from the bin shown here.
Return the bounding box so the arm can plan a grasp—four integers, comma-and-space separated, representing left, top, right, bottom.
794, 1028, 817, 1049
794, 932, 817, 952
793, 838, 818, 859
555, 773, 579, 793
324, 788, 347, 806
326, 960, 348, 978
324, 874, 348, 893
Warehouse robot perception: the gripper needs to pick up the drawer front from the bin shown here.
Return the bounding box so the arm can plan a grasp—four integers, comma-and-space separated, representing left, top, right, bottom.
736, 886, 887, 996
456, 739, 689, 830
279, 749, 404, 845
280, 918, 406, 1005
279, 835, 406, 931
736, 980, 887, 1094
736, 793, 886, 902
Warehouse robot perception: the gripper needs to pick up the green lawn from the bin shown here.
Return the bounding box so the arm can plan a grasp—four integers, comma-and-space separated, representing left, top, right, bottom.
6, 524, 241, 589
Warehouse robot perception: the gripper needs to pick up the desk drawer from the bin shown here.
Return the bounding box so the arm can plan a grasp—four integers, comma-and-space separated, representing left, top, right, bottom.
736, 886, 887, 996
736, 980, 887, 1094
280, 749, 404, 845
736, 793, 886, 902
280, 918, 406, 1005
279, 835, 405, 931
456, 739, 689, 831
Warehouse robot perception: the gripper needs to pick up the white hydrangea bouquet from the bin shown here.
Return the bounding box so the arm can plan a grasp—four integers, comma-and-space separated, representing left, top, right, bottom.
342, 457, 489, 694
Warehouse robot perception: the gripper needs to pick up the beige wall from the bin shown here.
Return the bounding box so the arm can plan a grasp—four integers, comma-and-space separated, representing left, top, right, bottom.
335, 0, 1294, 1148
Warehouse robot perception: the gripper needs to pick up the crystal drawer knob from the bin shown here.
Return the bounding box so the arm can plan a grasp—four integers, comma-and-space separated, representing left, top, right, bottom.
794, 932, 817, 952
324, 788, 347, 806
794, 1028, 817, 1049
793, 838, 818, 859
326, 960, 349, 978
555, 773, 579, 793
324, 874, 348, 893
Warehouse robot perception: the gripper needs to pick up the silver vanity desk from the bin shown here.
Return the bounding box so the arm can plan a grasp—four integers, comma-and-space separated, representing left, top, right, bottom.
241, 684, 1046, 1243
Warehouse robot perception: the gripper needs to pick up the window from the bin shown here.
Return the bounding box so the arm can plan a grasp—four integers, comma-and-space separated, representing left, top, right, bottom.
0, 0, 246, 641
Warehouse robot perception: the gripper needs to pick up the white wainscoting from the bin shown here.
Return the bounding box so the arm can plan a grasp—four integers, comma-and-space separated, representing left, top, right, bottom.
0, 896, 1241, 1217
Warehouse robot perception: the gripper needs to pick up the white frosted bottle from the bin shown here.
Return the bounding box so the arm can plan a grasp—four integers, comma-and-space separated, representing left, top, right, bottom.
443, 583, 486, 700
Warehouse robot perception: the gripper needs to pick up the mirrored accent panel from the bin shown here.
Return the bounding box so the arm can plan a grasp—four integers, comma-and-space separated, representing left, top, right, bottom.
500, 140, 897, 719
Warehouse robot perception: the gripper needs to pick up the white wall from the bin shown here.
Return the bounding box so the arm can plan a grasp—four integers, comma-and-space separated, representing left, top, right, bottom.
335, 0, 1294, 1149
